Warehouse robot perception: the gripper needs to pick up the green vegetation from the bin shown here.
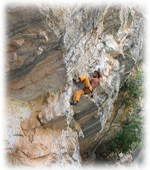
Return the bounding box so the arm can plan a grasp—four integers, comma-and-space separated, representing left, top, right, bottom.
109, 112, 144, 157
122, 69, 144, 106
109, 68, 144, 158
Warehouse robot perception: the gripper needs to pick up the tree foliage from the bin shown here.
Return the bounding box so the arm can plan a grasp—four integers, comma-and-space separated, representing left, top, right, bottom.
109, 68, 144, 158
109, 112, 144, 156
122, 69, 144, 106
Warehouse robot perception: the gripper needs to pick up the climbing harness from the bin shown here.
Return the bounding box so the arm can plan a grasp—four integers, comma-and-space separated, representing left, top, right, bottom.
83, 84, 93, 94
85, 84, 92, 89
83, 88, 86, 94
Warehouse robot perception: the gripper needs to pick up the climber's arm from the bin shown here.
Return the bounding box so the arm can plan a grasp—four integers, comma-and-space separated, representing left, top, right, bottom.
98, 68, 103, 81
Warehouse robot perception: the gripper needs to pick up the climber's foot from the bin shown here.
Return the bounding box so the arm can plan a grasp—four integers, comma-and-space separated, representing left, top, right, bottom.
70, 101, 78, 106
73, 78, 80, 84
73, 78, 77, 84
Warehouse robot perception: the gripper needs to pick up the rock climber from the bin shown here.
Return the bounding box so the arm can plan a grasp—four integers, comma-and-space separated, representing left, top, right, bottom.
70, 68, 103, 106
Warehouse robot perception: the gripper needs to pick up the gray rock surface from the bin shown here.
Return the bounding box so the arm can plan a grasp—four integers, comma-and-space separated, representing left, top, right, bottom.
5, 4, 145, 167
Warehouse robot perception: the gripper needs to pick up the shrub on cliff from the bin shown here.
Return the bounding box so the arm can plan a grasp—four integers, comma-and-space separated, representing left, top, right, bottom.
122, 69, 144, 106
109, 68, 144, 158
109, 111, 144, 157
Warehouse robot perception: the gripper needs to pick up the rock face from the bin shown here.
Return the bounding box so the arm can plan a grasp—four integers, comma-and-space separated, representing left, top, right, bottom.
5, 4, 144, 167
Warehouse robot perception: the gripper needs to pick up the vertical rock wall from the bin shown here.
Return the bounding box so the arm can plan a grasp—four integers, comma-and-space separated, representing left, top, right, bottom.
5, 4, 144, 167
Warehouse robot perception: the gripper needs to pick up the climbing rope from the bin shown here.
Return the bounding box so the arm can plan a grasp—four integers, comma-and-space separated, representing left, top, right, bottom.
80, 147, 90, 165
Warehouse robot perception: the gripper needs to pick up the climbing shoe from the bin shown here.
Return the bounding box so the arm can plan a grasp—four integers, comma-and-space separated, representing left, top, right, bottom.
70, 101, 78, 106
73, 78, 77, 84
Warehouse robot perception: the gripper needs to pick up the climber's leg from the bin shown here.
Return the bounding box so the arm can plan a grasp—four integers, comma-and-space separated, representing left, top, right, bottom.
73, 74, 90, 86
70, 89, 84, 105
70, 74, 92, 105
73, 89, 85, 102
70, 89, 93, 106
79, 74, 91, 88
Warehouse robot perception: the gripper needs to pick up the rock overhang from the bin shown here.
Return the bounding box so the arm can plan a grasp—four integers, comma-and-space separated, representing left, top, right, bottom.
6, 6, 68, 101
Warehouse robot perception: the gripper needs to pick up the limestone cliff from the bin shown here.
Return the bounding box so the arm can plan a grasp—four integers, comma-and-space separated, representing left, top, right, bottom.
5, 4, 144, 167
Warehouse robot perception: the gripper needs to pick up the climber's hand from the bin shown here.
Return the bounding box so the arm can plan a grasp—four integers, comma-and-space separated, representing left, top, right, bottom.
90, 91, 95, 98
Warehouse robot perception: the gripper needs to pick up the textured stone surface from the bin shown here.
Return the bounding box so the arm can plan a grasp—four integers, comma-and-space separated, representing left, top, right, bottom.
7, 50, 67, 100
5, 4, 144, 167
6, 6, 67, 101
